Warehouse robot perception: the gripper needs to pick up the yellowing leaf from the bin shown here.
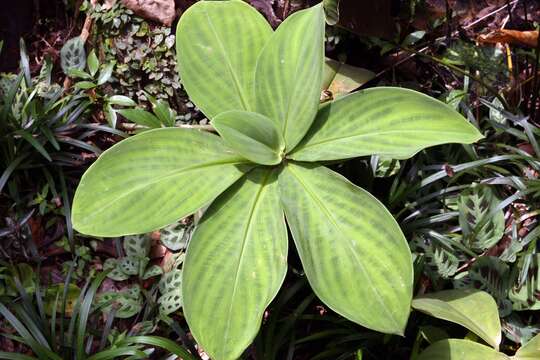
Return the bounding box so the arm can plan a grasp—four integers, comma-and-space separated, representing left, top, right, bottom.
413, 289, 502, 349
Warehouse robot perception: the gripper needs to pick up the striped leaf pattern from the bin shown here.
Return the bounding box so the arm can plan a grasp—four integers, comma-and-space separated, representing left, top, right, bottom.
279, 162, 412, 334
183, 168, 287, 360
255, 4, 325, 151
212, 110, 284, 165
290, 87, 483, 161
176, 0, 272, 118
72, 128, 249, 237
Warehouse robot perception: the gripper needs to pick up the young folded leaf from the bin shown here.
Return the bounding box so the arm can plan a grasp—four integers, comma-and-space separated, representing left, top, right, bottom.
211, 111, 284, 165
255, 3, 325, 150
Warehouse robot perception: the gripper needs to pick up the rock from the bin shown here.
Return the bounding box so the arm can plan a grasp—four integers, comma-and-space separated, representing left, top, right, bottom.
121, 0, 176, 26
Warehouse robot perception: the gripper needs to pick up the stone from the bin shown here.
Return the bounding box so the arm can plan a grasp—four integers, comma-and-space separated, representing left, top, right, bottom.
121, 0, 176, 26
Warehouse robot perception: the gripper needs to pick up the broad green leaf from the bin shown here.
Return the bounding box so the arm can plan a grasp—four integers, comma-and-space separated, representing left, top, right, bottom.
255, 4, 325, 151
418, 339, 510, 360
412, 289, 502, 349
72, 128, 249, 236
108, 95, 136, 107
183, 168, 287, 360
290, 87, 483, 161
87, 50, 99, 77
68, 68, 92, 80
458, 185, 504, 251
97, 62, 114, 85
514, 333, 540, 359
176, 0, 272, 118
75, 81, 97, 90
322, 57, 375, 98
278, 162, 412, 334
212, 110, 284, 165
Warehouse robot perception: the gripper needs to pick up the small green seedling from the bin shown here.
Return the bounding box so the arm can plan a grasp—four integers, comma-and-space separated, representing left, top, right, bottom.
72, 1, 483, 359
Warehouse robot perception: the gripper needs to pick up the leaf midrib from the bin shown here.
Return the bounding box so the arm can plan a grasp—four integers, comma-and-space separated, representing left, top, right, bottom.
78, 158, 246, 223
203, 5, 251, 112
286, 164, 400, 329
221, 168, 273, 350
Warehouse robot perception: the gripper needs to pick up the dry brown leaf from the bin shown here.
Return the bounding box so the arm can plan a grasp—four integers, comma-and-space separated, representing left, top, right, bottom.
478, 30, 539, 48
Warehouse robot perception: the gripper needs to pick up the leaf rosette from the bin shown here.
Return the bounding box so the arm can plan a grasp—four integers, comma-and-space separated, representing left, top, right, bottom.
72, 1, 483, 359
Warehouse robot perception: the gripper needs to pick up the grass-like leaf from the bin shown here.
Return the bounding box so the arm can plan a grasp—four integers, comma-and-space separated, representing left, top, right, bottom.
212, 110, 284, 165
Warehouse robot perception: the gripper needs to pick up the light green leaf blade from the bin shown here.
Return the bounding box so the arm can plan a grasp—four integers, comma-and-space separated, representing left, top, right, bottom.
212, 110, 284, 165
418, 339, 510, 360
278, 162, 412, 334
291, 87, 483, 161
412, 289, 502, 349
176, 0, 272, 118
514, 333, 540, 359
72, 128, 249, 237
255, 4, 325, 151
87, 50, 99, 77
183, 168, 287, 360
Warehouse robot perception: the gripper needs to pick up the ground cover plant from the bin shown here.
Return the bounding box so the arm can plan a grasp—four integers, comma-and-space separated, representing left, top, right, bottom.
1, 0, 540, 359
71, 1, 483, 359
